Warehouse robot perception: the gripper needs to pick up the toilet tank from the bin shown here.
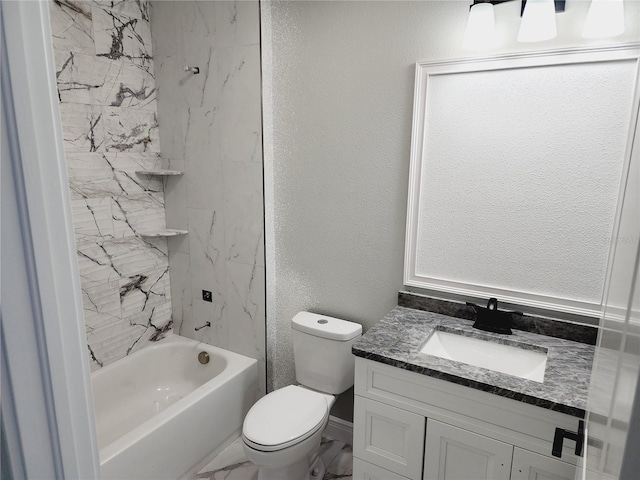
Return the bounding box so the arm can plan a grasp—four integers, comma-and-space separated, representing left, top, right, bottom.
291, 312, 362, 395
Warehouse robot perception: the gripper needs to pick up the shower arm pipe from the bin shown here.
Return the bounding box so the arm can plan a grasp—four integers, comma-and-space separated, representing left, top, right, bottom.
183, 65, 200, 74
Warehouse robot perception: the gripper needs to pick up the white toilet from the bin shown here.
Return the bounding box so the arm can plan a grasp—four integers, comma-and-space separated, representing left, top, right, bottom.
242, 311, 362, 480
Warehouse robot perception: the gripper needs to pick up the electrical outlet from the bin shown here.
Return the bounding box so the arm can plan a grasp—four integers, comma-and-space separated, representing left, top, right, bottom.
202, 290, 212, 302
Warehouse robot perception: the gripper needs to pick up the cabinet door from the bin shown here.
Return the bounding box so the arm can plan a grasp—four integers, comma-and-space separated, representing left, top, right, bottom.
423, 419, 512, 480
353, 396, 426, 480
511, 447, 576, 480
353, 458, 411, 480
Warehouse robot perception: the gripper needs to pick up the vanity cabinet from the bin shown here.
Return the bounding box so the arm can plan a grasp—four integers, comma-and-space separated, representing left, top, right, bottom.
353, 358, 580, 480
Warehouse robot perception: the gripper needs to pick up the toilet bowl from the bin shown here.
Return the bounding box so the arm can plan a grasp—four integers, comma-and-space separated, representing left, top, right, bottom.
242, 386, 335, 480
241, 312, 362, 480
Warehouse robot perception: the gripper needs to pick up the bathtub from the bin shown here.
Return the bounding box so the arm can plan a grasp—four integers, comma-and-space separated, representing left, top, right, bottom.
91, 334, 258, 480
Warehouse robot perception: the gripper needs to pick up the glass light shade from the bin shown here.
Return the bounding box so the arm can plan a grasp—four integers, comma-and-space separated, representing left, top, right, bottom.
517, 0, 557, 43
463, 3, 496, 50
583, 0, 625, 38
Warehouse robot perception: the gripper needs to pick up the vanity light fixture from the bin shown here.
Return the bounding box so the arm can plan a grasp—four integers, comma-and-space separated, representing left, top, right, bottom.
583, 0, 625, 38
463, 0, 566, 49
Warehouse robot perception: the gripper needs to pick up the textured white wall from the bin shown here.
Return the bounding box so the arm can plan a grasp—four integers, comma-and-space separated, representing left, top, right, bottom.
263, 0, 640, 417
414, 59, 635, 308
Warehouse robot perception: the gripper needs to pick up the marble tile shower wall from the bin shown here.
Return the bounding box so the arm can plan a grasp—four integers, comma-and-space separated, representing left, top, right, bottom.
150, 1, 266, 395
49, 0, 172, 369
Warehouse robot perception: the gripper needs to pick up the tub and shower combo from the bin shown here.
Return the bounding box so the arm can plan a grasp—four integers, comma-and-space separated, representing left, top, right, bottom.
91, 334, 258, 479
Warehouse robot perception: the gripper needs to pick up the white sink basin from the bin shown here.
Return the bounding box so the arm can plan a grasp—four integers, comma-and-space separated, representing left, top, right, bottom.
420, 330, 547, 382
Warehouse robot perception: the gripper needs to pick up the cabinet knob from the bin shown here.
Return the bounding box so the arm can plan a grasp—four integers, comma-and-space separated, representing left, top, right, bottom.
552, 420, 584, 458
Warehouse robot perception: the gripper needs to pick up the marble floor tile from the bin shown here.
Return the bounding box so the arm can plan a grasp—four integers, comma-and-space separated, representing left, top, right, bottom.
195, 435, 353, 480
194, 437, 257, 480
318, 437, 347, 472
324, 445, 353, 480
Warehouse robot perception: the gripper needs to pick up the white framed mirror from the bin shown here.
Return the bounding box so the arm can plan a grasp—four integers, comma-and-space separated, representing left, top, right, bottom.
404, 45, 640, 318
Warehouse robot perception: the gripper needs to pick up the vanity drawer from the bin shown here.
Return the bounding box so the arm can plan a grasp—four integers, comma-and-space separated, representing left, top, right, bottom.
353, 395, 425, 480
353, 457, 411, 480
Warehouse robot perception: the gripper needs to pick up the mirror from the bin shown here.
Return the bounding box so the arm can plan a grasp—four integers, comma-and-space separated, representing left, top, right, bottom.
404, 45, 639, 318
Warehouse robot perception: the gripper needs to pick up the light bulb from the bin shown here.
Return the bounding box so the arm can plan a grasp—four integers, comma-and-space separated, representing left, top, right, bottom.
518, 0, 557, 43
463, 2, 496, 50
583, 0, 624, 38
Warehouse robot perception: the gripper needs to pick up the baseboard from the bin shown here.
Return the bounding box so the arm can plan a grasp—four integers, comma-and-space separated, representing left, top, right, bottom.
324, 415, 353, 445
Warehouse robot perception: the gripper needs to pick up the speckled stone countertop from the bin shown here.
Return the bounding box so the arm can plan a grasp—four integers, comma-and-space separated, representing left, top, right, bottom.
352, 306, 595, 418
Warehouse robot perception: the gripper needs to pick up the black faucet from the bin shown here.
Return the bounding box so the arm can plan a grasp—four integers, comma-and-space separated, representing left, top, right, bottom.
466, 298, 521, 335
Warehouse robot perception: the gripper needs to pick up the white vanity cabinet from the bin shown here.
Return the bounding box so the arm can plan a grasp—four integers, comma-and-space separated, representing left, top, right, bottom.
353, 358, 581, 480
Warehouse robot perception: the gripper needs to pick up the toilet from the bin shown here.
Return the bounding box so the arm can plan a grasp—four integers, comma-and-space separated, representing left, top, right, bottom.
242, 311, 362, 480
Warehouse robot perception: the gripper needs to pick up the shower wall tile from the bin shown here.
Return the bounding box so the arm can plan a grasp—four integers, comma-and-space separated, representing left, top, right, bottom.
54, 51, 157, 109
180, 48, 219, 110
187, 208, 227, 305
50, 0, 173, 370
71, 196, 114, 237
146, 0, 178, 57
126, 290, 173, 340
214, 0, 260, 48
227, 261, 266, 395
164, 172, 190, 258
105, 236, 168, 277
154, 55, 186, 158
92, 0, 151, 22
67, 152, 122, 197
164, 173, 188, 229
178, 1, 216, 63
183, 108, 224, 210
218, 45, 262, 164
49, 1, 94, 54
86, 319, 136, 362
102, 106, 160, 153
175, 1, 218, 111
111, 194, 165, 237
53, 50, 98, 94
190, 299, 228, 348
76, 238, 122, 285
119, 266, 171, 318
223, 161, 265, 267
67, 151, 163, 201
91, 2, 153, 67
86, 300, 172, 370
167, 251, 192, 336
152, 1, 265, 395
106, 152, 164, 193
59, 103, 105, 152
82, 280, 122, 329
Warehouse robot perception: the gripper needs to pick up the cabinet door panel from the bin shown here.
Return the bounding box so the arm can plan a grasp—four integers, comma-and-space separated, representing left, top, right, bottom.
353, 458, 411, 480
511, 447, 576, 480
354, 396, 425, 480
423, 419, 512, 480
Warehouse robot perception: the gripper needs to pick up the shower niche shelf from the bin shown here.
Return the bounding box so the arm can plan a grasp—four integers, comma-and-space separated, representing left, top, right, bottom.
135, 168, 186, 238
138, 229, 188, 238
135, 169, 184, 176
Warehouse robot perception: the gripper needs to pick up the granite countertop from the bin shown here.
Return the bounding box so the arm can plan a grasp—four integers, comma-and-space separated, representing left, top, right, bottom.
352, 306, 595, 418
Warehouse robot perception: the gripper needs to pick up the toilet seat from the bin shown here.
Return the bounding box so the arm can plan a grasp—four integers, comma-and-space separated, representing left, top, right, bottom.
243, 385, 330, 452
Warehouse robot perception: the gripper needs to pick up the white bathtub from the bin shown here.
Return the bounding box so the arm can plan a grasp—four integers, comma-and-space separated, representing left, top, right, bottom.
91, 334, 258, 480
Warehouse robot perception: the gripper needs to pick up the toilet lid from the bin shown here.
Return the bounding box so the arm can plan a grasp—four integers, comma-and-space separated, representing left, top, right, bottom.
243, 385, 329, 451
